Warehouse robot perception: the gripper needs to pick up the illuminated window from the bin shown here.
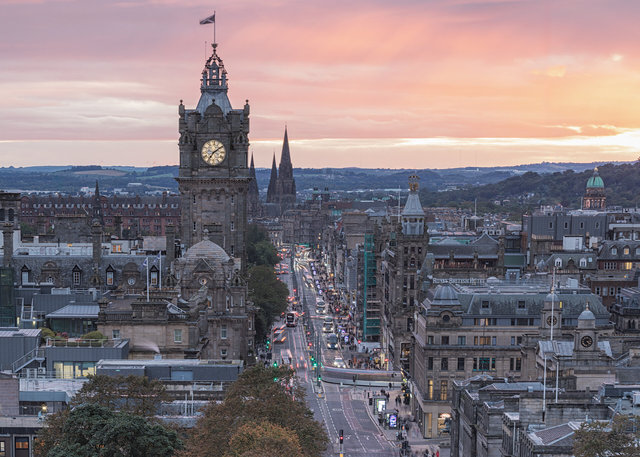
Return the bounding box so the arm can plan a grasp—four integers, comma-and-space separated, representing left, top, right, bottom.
15, 438, 29, 450
106, 270, 114, 286
440, 380, 448, 400
427, 380, 433, 400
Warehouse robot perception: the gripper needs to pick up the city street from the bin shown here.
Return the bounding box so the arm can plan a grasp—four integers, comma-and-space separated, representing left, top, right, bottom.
271, 253, 400, 457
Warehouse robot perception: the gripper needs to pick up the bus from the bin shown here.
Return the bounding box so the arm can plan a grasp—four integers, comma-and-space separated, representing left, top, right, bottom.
286, 312, 297, 327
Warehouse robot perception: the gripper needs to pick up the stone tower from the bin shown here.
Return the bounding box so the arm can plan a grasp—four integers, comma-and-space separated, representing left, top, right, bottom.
275, 127, 296, 212
176, 42, 251, 270
247, 153, 260, 219
266, 153, 278, 204
582, 167, 606, 210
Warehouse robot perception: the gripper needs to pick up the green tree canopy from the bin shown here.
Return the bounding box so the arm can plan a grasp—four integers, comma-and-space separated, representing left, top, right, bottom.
180, 366, 327, 457
70, 374, 169, 417
573, 415, 640, 457
246, 224, 279, 266
41, 404, 181, 457
248, 265, 289, 341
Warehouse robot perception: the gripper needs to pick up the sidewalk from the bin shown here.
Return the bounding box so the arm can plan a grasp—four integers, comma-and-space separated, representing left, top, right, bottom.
357, 389, 449, 457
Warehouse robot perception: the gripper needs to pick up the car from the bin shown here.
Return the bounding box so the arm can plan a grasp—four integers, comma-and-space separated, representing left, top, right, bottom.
333, 357, 346, 368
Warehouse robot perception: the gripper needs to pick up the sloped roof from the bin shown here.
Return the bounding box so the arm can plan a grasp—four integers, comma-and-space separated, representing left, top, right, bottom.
402, 192, 425, 217
46, 304, 99, 319
538, 340, 613, 358
529, 421, 582, 446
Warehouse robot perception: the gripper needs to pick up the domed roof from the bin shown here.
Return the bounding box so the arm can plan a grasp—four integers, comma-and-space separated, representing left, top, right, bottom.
184, 238, 230, 263
586, 168, 604, 189
578, 305, 595, 321
432, 284, 459, 305
544, 292, 559, 303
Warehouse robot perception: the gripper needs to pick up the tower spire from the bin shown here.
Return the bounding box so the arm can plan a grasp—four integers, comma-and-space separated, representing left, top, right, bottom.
266, 152, 278, 204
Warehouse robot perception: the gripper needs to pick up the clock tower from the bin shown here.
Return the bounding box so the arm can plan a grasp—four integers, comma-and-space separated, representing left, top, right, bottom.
177, 42, 250, 270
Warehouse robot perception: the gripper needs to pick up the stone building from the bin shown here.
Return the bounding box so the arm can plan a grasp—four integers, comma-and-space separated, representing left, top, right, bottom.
266, 128, 296, 215
176, 42, 251, 269
581, 167, 606, 210
410, 282, 610, 438
19, 190, 180, 241
379, 175, 428, 371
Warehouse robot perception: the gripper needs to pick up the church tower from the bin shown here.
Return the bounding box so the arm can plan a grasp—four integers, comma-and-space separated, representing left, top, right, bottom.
247, 153, 260, 219
266, 153, 278, 204
275, 127, 296, 212
176, 41, 251, 270
582, 167, 606, 210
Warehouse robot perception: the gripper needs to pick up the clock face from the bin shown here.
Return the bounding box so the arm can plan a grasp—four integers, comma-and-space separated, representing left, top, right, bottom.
580, 335, 593, 348
201, 139, 226, 166
546, 315, 558, 326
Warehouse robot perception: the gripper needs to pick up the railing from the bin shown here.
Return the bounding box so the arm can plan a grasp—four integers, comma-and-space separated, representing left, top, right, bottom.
45, 338, 124, 348
12, 347, 45, 373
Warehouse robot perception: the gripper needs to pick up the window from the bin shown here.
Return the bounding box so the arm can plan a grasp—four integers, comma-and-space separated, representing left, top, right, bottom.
492, 336, 497, 346
221, 325, 228, 339
21, 267, 30, 285
511, 336, 516, 346
624, 247, 630, 255
72, 267, 81, 286
481, 300, 490, 309
474, 336, 491, 346
440, 380, 448, 400
610, 287, 615, 296
174, 329, 182, 343
458, 336, 466, 346
15, 438, 29, 450
579, 258, 587, 268
441, 358, 448, 371
150, 270, 158, 286
518, 300, 526, 309
428, 357, 433, 370
112, 329, 120, 339
106, 270, 114, 286
427, 380, 433, 400
457, 358, 465, 371
612, 247, 618, 255
564, 222, 568, 229
555, 258, 562, 268
441, 336, 449, 345
517, 336, 523, 345
220, 348, 228, 358
596, 286, 601, 295
427, 335, 434, 345
474, 357, 492, 371
580, 222, 584, 229
549, 222, 553, 229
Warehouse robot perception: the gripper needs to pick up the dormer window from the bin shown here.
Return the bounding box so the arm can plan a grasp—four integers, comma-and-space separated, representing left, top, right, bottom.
623, 247, 630, 255
555, 258, 562, 268
611, 247, 618, 255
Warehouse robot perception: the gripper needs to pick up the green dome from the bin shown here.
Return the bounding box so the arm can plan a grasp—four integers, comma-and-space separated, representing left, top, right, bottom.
586, 168, 604, 189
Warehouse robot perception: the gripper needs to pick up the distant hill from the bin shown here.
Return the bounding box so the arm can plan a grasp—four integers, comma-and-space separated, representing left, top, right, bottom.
0, 161, 635, 207
419, 161, 640, 211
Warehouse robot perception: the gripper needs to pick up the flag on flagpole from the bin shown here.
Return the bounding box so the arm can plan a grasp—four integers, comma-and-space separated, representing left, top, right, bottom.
142, 257, 148, 267
157, 252, 162, 261
200, 14, 215, 25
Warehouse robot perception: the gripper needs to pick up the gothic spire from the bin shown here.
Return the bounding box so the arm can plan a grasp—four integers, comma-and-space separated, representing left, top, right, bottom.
248, 153, 259, 197
278, 126, 293, 179
266, 152, 278, 203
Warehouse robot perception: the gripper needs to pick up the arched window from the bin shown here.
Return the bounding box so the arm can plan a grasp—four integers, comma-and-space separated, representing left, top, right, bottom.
611, 247, 618, 255
579, 258, 587, 268
8, 208, 14, 222
554, 258, 562, 268
623, 246, 630, 255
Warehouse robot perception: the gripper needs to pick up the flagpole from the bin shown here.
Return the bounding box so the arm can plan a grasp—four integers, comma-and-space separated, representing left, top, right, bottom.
146, 256, 150, 302
214, 10, 216, 44
159, 254, 162, 289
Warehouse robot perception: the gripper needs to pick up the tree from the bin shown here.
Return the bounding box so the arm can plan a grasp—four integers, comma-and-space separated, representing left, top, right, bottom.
246, 224, 278, 266
227, 421, 303, 457
70, 374, 169, 417
180, 366, 327, 457
248, 265, 289, 341
40, 404, 181, 457
573, 415, 640, 457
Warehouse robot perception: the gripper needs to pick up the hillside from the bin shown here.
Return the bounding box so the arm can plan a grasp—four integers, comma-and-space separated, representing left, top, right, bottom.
419, 161, 640, 211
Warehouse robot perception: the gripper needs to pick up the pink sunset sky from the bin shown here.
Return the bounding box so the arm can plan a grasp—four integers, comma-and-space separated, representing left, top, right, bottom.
1, 0, 639, 169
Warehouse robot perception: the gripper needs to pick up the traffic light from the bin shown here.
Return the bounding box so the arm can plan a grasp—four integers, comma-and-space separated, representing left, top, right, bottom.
273, 361, 278, 367
339, 429, 344, 444
266, 339, 271, 350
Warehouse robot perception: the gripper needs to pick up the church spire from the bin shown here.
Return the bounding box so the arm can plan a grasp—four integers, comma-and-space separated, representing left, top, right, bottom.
278, 126, 293, 179
266, 152, 278, 203
92, 180, 103, 225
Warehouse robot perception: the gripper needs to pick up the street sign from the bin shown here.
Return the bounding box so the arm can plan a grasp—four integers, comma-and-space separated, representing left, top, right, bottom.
389, 414, 397, 428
